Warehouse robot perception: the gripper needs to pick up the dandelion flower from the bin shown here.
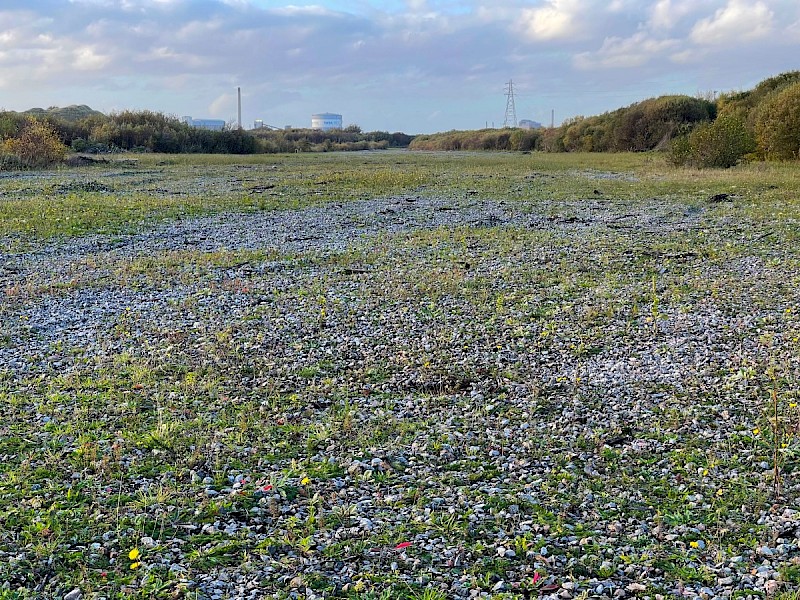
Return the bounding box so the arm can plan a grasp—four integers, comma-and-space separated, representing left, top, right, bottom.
690, 540, 701, 549
753, 428, 760, 435
300, 476, 310, 485
130, 561, 141, 570
128, 548, 140, 561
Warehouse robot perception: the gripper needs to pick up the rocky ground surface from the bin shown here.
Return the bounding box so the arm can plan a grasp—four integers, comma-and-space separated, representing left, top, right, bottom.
1, 168, 800, 599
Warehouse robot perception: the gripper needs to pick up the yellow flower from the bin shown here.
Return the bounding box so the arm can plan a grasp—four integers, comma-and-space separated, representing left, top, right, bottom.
689, 541, 700, 549
130, 561, 141, 570
128, 548, 140, 561
790, 403, 798, 409
702, 469, 709, 476
301, 476, 310, 485
716, 488, 724, 497
753, 428, 760, 435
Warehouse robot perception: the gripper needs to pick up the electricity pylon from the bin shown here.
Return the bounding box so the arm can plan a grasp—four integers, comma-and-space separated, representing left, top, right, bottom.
503, 80, 517, 128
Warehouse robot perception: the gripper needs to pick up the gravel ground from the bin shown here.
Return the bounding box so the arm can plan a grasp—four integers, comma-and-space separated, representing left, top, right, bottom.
2, 181, 800, 599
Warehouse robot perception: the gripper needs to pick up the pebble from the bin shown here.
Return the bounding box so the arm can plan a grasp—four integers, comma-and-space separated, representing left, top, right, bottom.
3, 179, 800, 599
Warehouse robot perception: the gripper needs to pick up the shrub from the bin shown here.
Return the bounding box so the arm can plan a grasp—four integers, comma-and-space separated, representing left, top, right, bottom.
0, 112, 24, 139
668, 113, 755, 168
753, 82, 800, 160
718, 71, 800, 123
408, 128, 541, 152
0, 152, 25, 170
3, 117, 68, 168
71, 138, 89, 152
609, 96, 715, 152
557, 96, 714, 153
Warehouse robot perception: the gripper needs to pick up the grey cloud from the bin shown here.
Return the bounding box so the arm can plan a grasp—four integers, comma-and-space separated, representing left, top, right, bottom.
1, 0, 798, 132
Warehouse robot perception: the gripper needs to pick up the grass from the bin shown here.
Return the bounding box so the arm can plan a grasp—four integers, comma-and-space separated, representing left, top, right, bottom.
2, 150, 800, 597
2, 150, 799, 243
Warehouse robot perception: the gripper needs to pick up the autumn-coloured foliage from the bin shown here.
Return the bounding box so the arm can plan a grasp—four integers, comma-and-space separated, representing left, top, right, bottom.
2, 116, 68, 168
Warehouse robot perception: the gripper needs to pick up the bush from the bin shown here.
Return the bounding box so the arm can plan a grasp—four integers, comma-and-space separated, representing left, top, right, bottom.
0, 152, 25, 170
718, 71, 800, 123
754, 81, 800, 160
2, 117, 68, 168
71, 138, 89, 152
558, 96, 714, 152
668, 113, 755, 168
408, 128, 541, 151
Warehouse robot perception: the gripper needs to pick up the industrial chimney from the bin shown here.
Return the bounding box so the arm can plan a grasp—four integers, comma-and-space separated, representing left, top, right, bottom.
237, 87, 242, 130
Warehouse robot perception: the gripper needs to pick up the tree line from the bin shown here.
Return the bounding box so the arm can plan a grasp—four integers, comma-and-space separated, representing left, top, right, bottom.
410, 71, 800, 167
409, 95, 715, 153
0, 107, 414, 168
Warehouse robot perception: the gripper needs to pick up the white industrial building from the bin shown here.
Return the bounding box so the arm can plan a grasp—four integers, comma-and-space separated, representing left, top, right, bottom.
182, 116, 226, 131
519, 119, 543, 130
311, 113, 343, 131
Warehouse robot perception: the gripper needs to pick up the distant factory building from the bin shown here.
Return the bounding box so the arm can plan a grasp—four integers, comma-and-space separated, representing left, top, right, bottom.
519, 119, 543, 130
182, 116, 226, 131
311, 113, 343, 131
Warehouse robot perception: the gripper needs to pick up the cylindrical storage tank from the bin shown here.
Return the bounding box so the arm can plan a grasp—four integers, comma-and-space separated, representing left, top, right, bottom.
311, 113, 343, 131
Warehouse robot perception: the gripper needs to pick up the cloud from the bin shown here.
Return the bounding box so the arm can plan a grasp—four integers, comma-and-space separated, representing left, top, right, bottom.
271, 4, 340, 16
73, 45, 112, 70
648, 0, 700, 30
519, 0, 585, 41
574, 31, 680, 69
690, 0, 774, 44
0, 0, 797, 133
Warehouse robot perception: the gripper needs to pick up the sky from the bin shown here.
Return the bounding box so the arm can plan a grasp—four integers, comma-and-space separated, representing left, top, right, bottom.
0, 0, 798, 133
